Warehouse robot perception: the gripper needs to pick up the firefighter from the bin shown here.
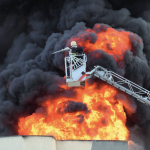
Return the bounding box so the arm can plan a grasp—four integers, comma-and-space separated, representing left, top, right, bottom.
70, 41, 83, 55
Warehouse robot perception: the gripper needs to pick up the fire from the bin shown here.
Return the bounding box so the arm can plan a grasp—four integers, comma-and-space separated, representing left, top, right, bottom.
18, 24, 132, 140
18, 83, 129, 140
68, 24, 135, 60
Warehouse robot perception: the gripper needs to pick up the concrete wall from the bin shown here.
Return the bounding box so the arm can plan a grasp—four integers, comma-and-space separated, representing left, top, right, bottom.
23, 136, 56, 150
0, 136, 128, 150
0, 136, 22, 150
0, 136, 56, 150
92, 141, 128, 150
57, 141, 92, 150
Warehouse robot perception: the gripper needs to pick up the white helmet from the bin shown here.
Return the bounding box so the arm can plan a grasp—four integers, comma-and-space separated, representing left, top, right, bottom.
71, 41, 77, 48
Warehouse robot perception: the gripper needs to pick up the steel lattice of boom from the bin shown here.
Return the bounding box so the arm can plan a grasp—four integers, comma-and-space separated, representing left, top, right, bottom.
52, 47, 150, 107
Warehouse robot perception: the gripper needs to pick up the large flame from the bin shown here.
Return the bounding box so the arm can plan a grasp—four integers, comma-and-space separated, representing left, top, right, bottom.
18, 83, 129, 140
68, 24, 135, 61
18, 24, 132, 140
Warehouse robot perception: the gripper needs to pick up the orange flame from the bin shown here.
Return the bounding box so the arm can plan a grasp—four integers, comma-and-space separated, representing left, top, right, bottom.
18, 24, 133, 140
68, 24, 134, 61
18, 83, 129, 140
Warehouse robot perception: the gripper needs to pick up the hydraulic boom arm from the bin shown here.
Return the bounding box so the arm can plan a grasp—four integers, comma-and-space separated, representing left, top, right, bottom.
87, 66, 150, 107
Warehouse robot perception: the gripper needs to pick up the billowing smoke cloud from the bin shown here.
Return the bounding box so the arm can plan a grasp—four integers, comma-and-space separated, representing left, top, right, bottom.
0, 0, 150, 149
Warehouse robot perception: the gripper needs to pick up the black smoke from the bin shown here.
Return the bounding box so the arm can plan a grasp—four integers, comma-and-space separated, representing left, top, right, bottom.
0, 0, 150, 149
64, 101, 89, 113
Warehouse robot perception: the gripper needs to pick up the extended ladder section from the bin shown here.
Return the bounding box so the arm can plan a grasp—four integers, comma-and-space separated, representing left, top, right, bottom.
87, 66, 150, 106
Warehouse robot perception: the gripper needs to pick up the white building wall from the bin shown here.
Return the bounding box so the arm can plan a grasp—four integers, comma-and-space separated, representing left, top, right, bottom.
23, 136, 56, 150
0, 136, 128, 150
0, 136, 22, 150
57, 140, 92, 150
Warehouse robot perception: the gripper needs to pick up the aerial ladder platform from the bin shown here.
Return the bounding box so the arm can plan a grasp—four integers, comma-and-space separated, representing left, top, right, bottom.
53, 47, 150, 107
